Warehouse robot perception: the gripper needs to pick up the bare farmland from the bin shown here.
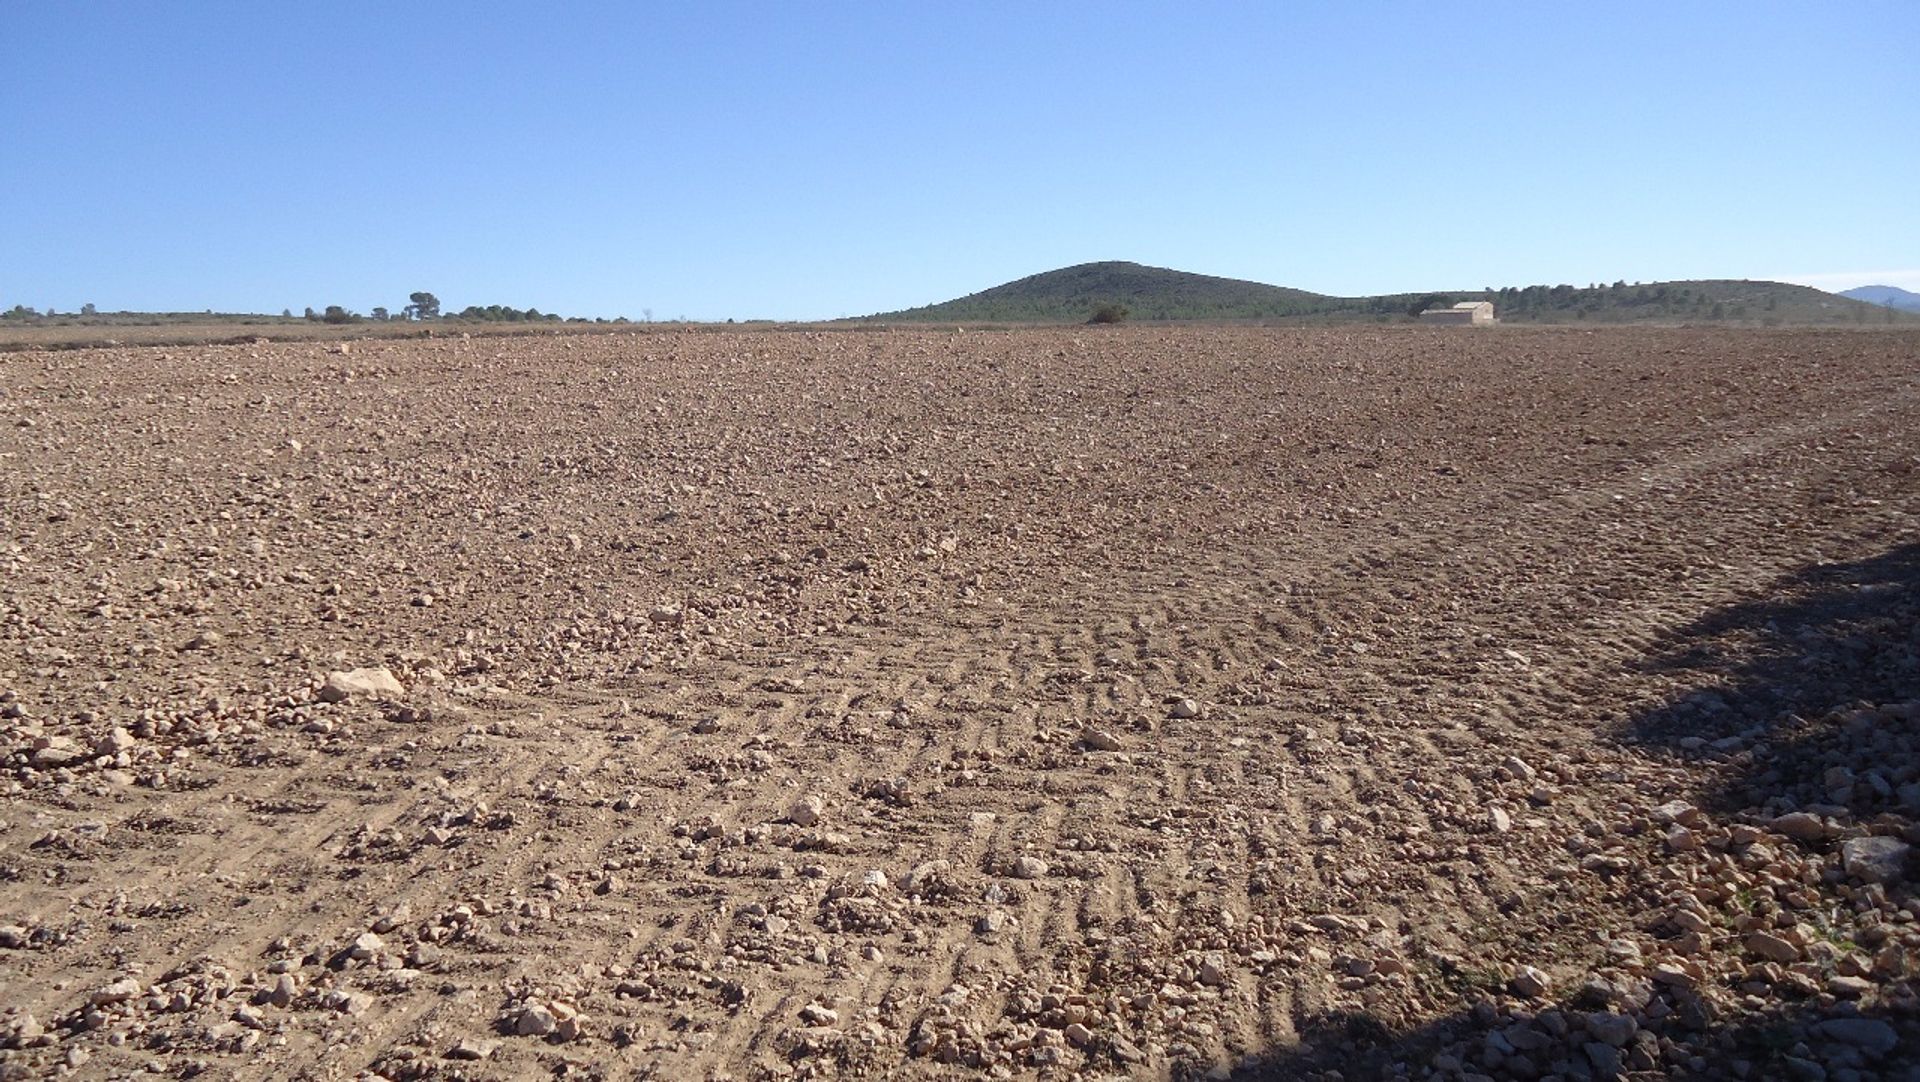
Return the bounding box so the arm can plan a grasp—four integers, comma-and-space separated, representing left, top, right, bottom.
1, 326, 1916, 1080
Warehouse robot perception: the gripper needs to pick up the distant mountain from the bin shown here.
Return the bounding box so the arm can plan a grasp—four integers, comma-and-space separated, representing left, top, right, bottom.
861, 263, 1917, 326
1839, 285, 1920, 312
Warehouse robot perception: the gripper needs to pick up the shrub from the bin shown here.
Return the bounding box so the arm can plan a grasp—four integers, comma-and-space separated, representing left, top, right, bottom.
1088, 304, 1129, 325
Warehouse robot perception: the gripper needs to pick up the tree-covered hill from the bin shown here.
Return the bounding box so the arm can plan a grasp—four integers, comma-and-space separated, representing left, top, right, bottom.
860, 263, 1917, 326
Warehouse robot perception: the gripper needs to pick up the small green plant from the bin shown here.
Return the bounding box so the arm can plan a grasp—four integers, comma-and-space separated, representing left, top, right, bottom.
1088, 303, 1129, 325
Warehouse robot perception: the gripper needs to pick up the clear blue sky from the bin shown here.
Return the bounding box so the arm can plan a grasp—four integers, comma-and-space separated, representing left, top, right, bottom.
4, 2, 1915, 320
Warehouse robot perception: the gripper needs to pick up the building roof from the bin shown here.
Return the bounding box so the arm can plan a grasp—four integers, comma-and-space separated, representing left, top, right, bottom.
1451, 301, 1493, 310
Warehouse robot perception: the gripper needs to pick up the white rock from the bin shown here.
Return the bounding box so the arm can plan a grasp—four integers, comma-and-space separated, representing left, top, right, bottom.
787, 794, 825, 827
515, 1002, 558, 1036
1013, 856, 1049, 880
93, 727, 137, 756
91, 977, 142, 1005
319, 667, 404, 703
30, 736, 86, 768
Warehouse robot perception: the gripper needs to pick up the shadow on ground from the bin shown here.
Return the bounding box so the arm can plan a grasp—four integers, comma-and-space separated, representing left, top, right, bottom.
1622, 540, 1920, 817
1204, 544, 1920, 1081
1215, 1001, 1918, 1081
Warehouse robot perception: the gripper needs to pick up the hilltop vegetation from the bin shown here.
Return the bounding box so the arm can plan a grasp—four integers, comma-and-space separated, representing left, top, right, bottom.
863, 262, 1916, 326
1484, 279, 1909, 325
869, 262, 1332, 323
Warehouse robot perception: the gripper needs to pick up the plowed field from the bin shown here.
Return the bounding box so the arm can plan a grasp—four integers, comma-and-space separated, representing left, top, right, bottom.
3, 326, 1916, 1081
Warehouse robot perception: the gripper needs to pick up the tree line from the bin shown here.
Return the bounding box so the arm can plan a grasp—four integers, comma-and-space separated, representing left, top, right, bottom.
299, 292, 575, 324
3, 291, 631, 325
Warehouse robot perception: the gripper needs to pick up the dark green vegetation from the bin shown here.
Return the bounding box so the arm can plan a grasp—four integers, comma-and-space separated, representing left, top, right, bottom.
869, 262, 1330, 323
863, 261, 1919, 326
1, 289, 576, 329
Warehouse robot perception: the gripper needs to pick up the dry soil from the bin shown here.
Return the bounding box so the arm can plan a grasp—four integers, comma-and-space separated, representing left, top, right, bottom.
1, 326, 1917, 1082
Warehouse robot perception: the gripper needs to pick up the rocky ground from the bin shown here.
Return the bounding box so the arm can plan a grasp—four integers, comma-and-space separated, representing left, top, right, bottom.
1, 325, 1916, 1081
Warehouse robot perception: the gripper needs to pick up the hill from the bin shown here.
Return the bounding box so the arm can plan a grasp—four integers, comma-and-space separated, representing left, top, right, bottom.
862, 264, 1917, 326
867, 262, 1343, 323
1840, 285, 1920, 312
1482, 279, 1914, 325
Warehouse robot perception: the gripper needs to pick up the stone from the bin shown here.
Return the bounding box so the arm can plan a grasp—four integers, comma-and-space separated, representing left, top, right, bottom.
93, 728, 136, 756
1170, 698, 1202, 719
1013, 856, 1049, 880
1082, 728, 1124, 752
1653, 800, 1701, 826
185, 630, 225, 651
1771, 812, 1829, 842
1198, 955, 1228, 987
1746, 931, 1800, 963
446, 1038, 496, 1061
1501, 755, 1537, 781
1672, 909, 1712, 934
29, 736, 85, 768
319, 667, 404, 703
1841, 837, 1910, 884
1816, 1017, 1897, 1054
788, 794, 825, 827
1584, 1011, 1637, 1047
799, 1003, 838, 1026
1511, 965, 1550, 998
1064, 1022, 1094, 1046
348, 931, 384, 961
1828, 976, 1874, 998
976, 910, 1007, 936
1652, 963, 1698, 988
1783, 1056, 1827, 1081
91, 977, 142, 1005
904, 860, 950, 892
515, 1002, 558, 1036
1489, 806, 1513, 833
